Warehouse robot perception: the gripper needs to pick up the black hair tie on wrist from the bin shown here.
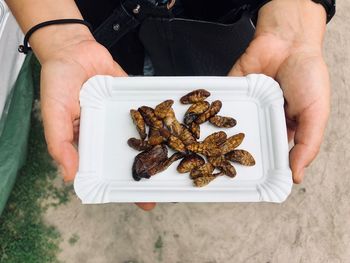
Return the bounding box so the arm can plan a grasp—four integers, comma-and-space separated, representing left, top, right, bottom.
18, 19, 93, 54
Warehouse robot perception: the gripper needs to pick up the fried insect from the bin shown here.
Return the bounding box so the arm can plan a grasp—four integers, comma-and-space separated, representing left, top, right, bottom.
187, 142, 221, 157
189, 162, 214, 179
148, 127, 160, 139
207, 155, 226, 167
158, 127, 171, 139
225, 149, 255, 166
178, 124, 196, 145
193, 175, 217, 187
183, 101, 210, 125
161, 127, 189, 152
148, 135, 164, 146
209, 115, 237, 128
154, 99, 174, 119
219, 160, 236, 178
177, 154, 205, 173
138, 106, 163, 130
127, 138, 152, 151
207, 156, 236, 177
130, 109, 147, 140
180, 89, 211, 104
192, 170, 225, 187
189, 122, 200, 139
132, 145, 168, 181
169, 119, 183, 137
159, 107, 182, 136
129, 89, 255, 186
195, 100, 222, 124
167, 135, 187, 153
203, 131, 227, 146
221, 133, 245, 154
147, 152, 184, 176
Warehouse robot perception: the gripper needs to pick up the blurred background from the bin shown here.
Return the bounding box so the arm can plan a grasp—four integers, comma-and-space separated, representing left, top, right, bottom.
0, 0, 349, 262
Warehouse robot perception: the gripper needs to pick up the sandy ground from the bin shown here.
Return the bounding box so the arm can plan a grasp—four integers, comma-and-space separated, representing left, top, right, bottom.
44, 2, 350, 262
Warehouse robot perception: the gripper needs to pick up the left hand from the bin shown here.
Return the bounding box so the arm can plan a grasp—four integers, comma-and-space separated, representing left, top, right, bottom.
229, 0, 330, 183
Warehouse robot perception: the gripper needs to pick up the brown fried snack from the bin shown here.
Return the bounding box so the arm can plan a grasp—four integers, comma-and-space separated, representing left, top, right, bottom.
209, 115, 237, 128
207, 155, 226, 167
129, 89, 255, 186
221, 133, 245, 154
189, 162, 214, 179
219, 160, 237, 178
183, 101, 210, 125
158, 127, 171, 139
148, 135, 165, 146
177, 154, 205, 173
178, 124, 196, 145
138, 106, 163, 130
161, 107, 182, 136
154, 99, 174, 119
225, 149, 255, 166
203, 131, 227, 146
195, 100, 222, 124
193, 175, 218, 187
207, 156, 236, 178
187, 142, 221, 157
180, 89, 211, 104
189, 122, 200, 139
130, 109, 147, 140
132, 144, 168, 180
127, 138, 152, 151
154, 100, 182, 135
148, 127, 160, 139
167, 135, 187, 153
147, 152, 185, 176
169, 119, 183, 137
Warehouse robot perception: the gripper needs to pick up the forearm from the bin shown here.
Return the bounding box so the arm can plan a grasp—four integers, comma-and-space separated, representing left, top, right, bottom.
5, 0, 93, 63
257, 0, 327, 50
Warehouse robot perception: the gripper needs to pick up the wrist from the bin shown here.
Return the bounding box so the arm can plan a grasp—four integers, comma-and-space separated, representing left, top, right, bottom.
29, 23, 94, 64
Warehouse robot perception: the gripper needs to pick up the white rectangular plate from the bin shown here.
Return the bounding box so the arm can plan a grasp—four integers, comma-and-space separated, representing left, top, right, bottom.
74, 74, 292, 203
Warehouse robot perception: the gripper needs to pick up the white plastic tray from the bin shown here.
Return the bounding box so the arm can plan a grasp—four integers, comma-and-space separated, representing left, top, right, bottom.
74, 74, 292, 203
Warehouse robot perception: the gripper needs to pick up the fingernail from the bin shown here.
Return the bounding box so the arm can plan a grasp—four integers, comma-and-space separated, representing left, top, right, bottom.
294, 168, 304, 184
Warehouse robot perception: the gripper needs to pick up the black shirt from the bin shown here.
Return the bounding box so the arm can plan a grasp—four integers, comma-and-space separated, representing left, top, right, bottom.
74, 0, 265, 75
75, 0, 265, 30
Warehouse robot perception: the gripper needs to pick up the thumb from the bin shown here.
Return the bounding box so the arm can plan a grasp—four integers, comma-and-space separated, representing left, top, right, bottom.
289, 103, 329, 183
135, 202, 156, 211
42, 102, 79, 182
228, 52, 263, 77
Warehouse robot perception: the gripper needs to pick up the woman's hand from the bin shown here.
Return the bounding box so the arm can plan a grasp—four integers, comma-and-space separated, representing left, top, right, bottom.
40, 38, 126, 181
40, 32, 156, 211
5, 0, 155, 211
229, 0, 330, 183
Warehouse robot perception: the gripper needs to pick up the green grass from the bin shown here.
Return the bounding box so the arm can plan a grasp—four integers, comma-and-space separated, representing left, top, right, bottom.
68, 234, 79, 246
154, 235, 163, 262
0, 109, 72, 262
154, 236, 163, 249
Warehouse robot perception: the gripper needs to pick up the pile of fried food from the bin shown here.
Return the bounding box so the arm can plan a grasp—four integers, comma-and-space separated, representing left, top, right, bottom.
127, 89, 255, 187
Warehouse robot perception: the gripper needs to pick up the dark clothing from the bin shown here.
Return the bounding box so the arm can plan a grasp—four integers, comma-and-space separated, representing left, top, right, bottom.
76, 0, 266, 28
74, 0, 266, 75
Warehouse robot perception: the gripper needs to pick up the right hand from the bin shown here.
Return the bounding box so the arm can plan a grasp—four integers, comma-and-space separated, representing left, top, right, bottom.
6, 0, 155, 210
41, 39, 126, 181
40, 38, 156, 211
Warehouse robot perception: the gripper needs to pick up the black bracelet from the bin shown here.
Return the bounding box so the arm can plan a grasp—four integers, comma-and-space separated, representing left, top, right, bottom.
18, 19, 93, 54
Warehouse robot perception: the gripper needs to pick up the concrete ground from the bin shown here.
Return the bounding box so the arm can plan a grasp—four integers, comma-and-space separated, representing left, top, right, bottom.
44, 2, 350, 262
